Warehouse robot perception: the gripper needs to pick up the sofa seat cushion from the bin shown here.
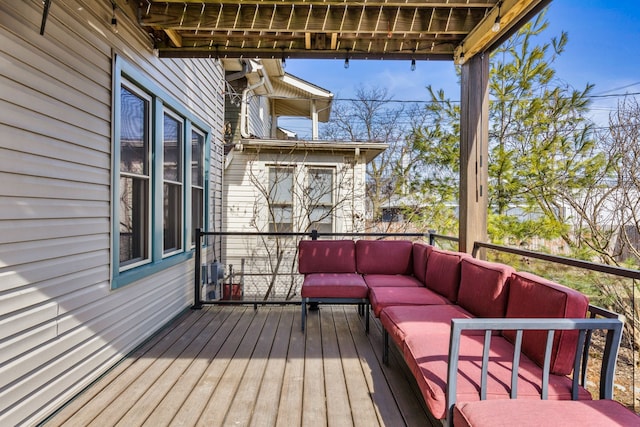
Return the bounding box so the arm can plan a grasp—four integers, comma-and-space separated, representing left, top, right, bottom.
403, 333, 591, 420
356, 240, 413, 275
457, 258, 514, 318
301, 273, 368, 299
380, 305, 474, 348
363, 274, 423, 288
298, 240, 356, 274
453, 399, 638, 427
369, 286, 451, 317
424, 249, 469, 302
503, 272, 590, 376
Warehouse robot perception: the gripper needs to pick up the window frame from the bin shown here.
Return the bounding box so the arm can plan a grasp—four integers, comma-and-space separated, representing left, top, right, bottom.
111, 55, 212, 289
307, 167, 335, 234
267, 166, 295, 233
162, 108, 185, 257
118, 82, 153, 271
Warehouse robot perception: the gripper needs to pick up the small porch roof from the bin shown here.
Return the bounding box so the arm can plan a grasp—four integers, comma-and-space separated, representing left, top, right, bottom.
236, 138, 389, 163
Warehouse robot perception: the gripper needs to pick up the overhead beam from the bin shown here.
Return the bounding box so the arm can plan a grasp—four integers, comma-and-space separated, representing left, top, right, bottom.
454, 0, 546, 64
152, 1, 494, 6
164, 29, 183, 47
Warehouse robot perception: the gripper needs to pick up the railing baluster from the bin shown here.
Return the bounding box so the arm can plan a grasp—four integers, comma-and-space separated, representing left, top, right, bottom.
480, 330, 491, 400
541, 330, 555, 399
511, 330, 523, 398
573, 330, 587, 400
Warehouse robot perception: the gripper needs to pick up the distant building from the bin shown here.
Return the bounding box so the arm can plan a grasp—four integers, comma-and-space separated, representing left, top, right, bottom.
219, 59, 387, 299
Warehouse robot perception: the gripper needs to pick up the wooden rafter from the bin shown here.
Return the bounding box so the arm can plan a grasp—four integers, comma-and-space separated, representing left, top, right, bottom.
133, 0, 548, 60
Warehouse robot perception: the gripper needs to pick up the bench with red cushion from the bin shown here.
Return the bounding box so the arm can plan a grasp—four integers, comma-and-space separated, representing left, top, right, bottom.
298, 239, 368, 331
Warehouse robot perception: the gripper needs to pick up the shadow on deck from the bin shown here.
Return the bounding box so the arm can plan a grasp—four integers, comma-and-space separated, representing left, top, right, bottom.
45, 305, 439, 426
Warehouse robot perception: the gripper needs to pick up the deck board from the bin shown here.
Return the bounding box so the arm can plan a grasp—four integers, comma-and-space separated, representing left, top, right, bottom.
46, 305, 438, 427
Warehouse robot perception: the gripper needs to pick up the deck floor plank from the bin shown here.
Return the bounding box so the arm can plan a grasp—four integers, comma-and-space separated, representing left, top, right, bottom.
333, 308, 385, 427
54, 309, 206, 427
274, 308, 305, 427
46, 305, 436, 427
223, 308, 282, 426
196, 308, 271, 426
249, 308, 294, 427
87, 308, 215, 426
301, 306, 327, 427
140, 307, 239, 426
321, 307, 354, 427
47, 309, 196, 426
170, 306, 254, 426
114, 307, 234, 426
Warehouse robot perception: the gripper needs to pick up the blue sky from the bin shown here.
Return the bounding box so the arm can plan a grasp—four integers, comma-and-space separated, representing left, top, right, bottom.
279, 0, 640, 137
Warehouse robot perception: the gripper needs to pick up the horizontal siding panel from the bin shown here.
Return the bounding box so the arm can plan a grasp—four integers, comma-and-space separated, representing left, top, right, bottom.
0, 218, 109, 245
0, 265, 192, 390
0, 235, 107, 270
0, 148, 108, 186
0, 1, 112, 86
0, 76, 110, 137
0, 124, 110, 171
1, 100, 109, 154
0, 265, 109, 314
0, 323, 58, 367
0, 301, 58, 341
1, 284, 189, 426
0, 0, 224, 424
0, 172, 108, 201
0, 34, 110, 118
0, 198, 108, 221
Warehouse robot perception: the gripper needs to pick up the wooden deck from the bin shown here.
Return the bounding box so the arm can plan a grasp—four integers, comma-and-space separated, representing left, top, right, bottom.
45, 305, 438, 427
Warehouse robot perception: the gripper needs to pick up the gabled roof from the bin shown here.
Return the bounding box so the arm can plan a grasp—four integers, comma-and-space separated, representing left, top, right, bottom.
224, 58, 333, 121
272, 73, 333, 122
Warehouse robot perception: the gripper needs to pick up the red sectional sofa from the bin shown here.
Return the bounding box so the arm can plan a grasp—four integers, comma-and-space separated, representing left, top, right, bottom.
297, 239, 632, 426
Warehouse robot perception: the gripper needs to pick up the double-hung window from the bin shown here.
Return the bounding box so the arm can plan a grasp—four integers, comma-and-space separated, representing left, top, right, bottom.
268, 167, 294, 232
308, 168, 334, 234
119, 84, 151, 268
163, 111, 183, 255
191, 129, 205, 247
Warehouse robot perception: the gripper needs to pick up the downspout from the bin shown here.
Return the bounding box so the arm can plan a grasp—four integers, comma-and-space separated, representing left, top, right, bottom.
240, 77, 266, 138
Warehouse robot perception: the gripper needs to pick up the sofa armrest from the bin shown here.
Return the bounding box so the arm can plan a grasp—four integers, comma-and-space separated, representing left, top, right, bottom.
446, 309, 624, 423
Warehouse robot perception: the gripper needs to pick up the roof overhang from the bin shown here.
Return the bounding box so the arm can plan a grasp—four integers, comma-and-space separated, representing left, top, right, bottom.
236, 138, 388, 163
224, 58, 333, 120
131, 0, 550, 63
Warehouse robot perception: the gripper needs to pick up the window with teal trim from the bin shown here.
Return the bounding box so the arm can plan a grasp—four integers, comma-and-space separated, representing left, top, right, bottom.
113, 62, 211, 288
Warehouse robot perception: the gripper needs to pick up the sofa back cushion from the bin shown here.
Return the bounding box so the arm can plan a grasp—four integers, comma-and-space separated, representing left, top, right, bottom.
457, 258, 514, 318
423, 249, 468, 302
412, 243, 432, 283
355, 240, 413, 275
298, 240, 356, 274
502, 272, 589, 375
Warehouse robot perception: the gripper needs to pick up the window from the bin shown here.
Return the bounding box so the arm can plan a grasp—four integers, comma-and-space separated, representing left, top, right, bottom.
191, 129, 205, 246
163, 111, 183, 254
308, 168, 334, 234
112, 57, 211, 288
119, 85, 151, 268
268, 167, 293, 232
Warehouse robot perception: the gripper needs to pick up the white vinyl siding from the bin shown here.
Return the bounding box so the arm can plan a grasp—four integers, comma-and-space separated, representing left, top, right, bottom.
0, 1, 224, 425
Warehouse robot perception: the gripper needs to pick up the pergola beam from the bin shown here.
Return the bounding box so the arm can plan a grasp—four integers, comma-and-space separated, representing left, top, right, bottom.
454, 0, 548, 63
